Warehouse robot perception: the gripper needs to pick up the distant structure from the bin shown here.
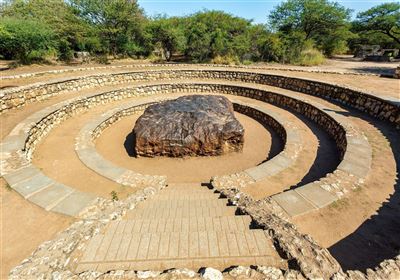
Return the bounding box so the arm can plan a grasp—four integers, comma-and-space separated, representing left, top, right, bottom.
355, 45, 399, 62
394, 65, 400, 79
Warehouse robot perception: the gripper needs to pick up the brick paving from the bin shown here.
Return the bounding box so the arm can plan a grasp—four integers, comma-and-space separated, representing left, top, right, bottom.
75, 183, 285, 271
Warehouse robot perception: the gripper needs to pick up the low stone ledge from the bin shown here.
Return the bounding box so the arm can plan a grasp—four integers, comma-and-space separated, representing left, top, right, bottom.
76, 97, 293, 190
2, 82, 371, 217
8, 185, 165, 280
212, 186, 400, 280
0, 63, 379, 81
1, 69, 398, 129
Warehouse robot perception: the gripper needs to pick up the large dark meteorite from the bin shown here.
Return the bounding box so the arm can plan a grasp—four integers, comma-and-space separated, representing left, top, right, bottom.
133, 95, 244, 157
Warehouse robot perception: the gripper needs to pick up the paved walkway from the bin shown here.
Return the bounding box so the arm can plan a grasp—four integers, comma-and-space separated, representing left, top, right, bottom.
75, 183, 285, 272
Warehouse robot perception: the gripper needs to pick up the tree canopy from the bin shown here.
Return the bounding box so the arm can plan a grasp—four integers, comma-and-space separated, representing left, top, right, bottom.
69, 0, 148, 56
146, 16, 186, 61
269, 0, 353, 55
0, 0, 399, 65
354, 2, 400, 45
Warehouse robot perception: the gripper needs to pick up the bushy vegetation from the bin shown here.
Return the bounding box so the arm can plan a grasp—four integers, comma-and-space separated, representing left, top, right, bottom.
350, 2, 400, 50
0, 0, 399, 65
0, 17, 56, 63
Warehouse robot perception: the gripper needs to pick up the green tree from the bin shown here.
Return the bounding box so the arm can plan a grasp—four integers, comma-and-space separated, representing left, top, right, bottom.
245, 24, 270, 61
184, 10, 252, 62
70, 0, 148, 56
146, 16, 186, 61
354, 2, 400, 45
1, 0, 97, 59
0, 17, 56, 63
269, 0, 352, 56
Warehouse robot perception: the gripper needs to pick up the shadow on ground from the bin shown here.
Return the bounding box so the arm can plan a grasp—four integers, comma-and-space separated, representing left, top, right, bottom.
124, 131, 137, 157
291, 113, 339, 188
350, 66, 395, 76
325, 109, 400, 272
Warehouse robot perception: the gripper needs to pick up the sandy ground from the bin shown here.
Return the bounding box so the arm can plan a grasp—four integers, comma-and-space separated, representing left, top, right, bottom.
1, 61, 399, 274
1, 58, 399, 99
268, 70, 400, 99
0, 180, 73, 279
288, 93, 400, 271
264, 56, 399, 75
243, 114, 339, 199
96, 112, 271, 183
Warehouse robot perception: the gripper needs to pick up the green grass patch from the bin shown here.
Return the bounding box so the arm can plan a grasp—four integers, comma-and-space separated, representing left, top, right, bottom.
297, 48, 325, 66
110, 190, 119, 201
329, 198, 349, 210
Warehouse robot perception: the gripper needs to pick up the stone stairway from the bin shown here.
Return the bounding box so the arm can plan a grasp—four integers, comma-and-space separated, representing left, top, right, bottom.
75, 183, 285, 272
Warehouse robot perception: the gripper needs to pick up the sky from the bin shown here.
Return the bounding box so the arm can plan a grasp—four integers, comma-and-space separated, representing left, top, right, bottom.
138, 0, 395, 24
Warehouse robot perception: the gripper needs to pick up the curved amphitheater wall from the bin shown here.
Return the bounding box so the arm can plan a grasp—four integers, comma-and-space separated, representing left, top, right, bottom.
2, 66, 399, 280
1, 70, 399, 128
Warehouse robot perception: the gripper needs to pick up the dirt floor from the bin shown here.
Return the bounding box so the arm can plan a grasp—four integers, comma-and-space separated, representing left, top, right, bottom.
288, 92, 400, 272
95, 95, 334, 189
97, 113, 271, 183
0, 179, 73, 279
1, 60, 399, 276
1, 57, 399, 99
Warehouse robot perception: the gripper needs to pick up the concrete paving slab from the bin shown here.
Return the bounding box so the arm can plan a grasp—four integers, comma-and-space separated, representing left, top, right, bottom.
295, 183, 337, 208
0, 135, 26, 152
28, 183, 74, 210
337, 160, 370, 178
245, 154, 292, 181
12, 174, 54, 198
3, 165, 40, 186
272, 190, 317, 217
51, 191, 97, 216
78, 148, 125, 180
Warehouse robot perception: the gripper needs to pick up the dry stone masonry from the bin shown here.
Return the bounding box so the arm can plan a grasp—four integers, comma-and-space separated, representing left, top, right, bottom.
1, 69, 398, 128
75, 97, 295, 191
2, 81, 371, 218
2, 65, 399, 279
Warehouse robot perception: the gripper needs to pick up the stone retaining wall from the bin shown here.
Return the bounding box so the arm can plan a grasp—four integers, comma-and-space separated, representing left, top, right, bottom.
1, 69, 398, 128
22, 82, 346, 163
77, 99, 289, 189
91, 104, 152, 140
0, 63, 378, 81
233, 103, 287, 143
4, 81, 390, 280
213, 186, 400, 280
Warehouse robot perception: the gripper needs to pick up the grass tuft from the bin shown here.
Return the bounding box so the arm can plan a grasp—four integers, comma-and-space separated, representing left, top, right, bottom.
110, 190, 119, 201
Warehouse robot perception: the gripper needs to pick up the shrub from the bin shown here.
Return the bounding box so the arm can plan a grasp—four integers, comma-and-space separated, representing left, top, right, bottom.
210, 54, 240, 65
110, 190, 119, 201
297, 48, 325, 66
94, 54, 110, 64
242, 60, 253, 65
0, 17, 56, 64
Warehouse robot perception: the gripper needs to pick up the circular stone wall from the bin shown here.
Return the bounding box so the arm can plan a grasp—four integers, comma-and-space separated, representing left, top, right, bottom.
97, 111, 272, 182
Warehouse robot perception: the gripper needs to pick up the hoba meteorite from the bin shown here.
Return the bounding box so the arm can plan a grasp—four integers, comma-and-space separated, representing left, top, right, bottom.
133, 95, 244, 157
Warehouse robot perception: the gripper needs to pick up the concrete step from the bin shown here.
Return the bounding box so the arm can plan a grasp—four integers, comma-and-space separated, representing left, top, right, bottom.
75, 229, 283, 272
126, 205, 237, 219
166, 183, 210, 189
152, 192, 220, 200
118, 216, 252, 232
136, 198, 228, 210
157, 188, 218, 194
